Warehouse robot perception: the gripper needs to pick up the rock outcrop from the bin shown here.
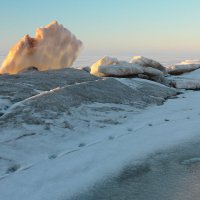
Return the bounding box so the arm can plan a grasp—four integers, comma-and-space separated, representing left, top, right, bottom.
0, 68, 177, 127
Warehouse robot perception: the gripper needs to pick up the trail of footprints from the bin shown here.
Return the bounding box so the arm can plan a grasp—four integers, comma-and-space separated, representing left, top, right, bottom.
0, 109, 196, 181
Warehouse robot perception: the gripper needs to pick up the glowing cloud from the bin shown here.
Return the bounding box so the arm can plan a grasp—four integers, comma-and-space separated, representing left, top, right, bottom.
0, 21, 83, 74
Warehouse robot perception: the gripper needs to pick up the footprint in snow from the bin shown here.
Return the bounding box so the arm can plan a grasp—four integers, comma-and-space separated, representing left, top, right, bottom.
48, 154, 57, 159
108, 136, 115, 140
78, 143, 86, 147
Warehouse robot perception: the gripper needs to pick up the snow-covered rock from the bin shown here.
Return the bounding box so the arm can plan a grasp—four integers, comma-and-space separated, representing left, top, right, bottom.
180, 59, 200, 65
143, 66, 164, 76
167, 60, 200, 89
0, 68, 177, 128
0, 21, 82, 74
90, 56, 166, 78
90, 62, 144, 77
167, 64, 200, 75
90, 56, 118, 69
130, 56, 166, 73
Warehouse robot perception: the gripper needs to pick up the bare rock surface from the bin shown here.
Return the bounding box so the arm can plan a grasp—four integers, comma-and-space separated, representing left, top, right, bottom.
0, 68, 177, 128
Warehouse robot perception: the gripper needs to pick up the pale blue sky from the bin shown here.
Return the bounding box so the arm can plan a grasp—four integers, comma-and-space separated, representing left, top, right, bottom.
1, 0, 200, 57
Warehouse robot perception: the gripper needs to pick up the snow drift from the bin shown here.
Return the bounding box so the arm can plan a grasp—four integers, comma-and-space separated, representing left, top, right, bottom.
0, 21, 82, 74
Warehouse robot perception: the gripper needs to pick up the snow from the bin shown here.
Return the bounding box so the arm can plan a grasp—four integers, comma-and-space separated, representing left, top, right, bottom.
1, 92, 200, 199
177, 68, 200, 79
0, 96, 11, 114
1, 66, 200, 199
0, 83, 200, 199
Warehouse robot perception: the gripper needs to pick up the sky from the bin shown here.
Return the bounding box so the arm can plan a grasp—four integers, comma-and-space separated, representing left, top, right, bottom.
1, 0, 200, 58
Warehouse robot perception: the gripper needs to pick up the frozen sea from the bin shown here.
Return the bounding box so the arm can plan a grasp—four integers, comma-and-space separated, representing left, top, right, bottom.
1, 53, 200, 68
72, 54, 200, 68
